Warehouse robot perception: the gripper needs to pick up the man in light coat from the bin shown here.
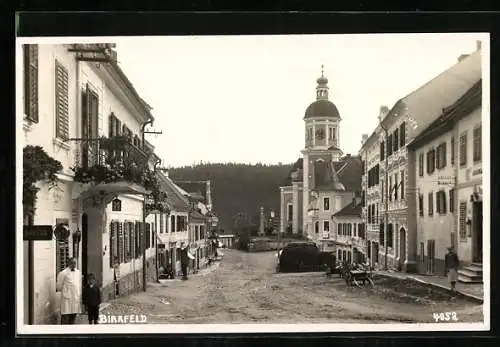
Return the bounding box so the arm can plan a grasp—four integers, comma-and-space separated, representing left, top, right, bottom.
56, 258, 82, 324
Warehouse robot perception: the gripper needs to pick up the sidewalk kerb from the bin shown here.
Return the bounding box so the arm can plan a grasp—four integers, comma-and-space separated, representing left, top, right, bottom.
375, 272, 483, 304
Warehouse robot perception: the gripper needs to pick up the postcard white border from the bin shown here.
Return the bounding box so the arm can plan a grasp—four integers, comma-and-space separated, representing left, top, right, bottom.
16, 33, 490, 335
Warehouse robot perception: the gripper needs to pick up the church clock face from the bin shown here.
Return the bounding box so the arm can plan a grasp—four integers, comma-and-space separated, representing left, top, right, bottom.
315, 128, 325, 140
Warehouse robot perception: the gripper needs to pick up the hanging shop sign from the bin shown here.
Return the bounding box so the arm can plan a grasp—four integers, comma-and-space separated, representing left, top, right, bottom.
23, 225, 54, 241
54, 223, 71, 240
112, 198, 122, 212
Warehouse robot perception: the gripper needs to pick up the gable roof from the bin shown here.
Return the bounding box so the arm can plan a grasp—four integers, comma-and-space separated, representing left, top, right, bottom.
361, 49, 481, 150
402, 50, 481, 141
157, 173, 189, 212
409, 79, 482, 149
333, 200, 362, 218
175, 181, 210, 203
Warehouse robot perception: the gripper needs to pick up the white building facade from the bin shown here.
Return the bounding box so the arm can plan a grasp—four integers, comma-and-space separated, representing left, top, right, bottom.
20, 43, 158, 324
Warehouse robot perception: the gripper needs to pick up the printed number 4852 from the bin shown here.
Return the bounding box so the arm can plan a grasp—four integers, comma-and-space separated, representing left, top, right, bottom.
433, 312, 458, 322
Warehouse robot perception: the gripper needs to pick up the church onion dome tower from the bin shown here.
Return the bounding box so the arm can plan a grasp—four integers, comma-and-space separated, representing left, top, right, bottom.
304, 65, 341, 120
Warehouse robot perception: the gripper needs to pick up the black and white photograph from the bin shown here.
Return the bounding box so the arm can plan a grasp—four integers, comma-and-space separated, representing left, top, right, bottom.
16, 32, 490, 334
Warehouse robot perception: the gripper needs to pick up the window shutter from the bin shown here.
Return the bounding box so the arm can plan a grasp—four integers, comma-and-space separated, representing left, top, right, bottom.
428, 193, 433, 216
110, 221, 117, 267
55, 61, 69, 140
130, 222, 135, 259
135, 222, 141, 258
460, 133, 467, 166
146, 223, 151, 249
449, 189, 455, 213
109, 114, 115, 138
400, 122, 406, 147
459, 202, 467, 239
393, 129, 399, 151
442, 143, 447, 169
124, 222, 130, 262
442, 191, 447, 213
451, 137, 455, 165
118, 222, 124, 263
116, 118, 122, 137
24, 44, 39, 123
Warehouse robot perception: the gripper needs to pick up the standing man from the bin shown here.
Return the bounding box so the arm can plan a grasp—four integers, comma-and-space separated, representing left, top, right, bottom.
444, 247, 460, 293
56, 258, 82, 324
180, 243, 189, 280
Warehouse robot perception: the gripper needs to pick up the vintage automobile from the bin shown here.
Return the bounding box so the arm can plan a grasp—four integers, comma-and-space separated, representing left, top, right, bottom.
277, 242, 336, 273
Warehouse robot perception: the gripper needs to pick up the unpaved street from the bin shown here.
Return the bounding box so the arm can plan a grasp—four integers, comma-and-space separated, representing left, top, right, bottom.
94, 249, 483, 324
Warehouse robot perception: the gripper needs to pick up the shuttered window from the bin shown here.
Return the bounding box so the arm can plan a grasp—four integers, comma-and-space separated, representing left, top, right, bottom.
129, 222, 135, 259
146, 223, 151, 249
159, 214, 164, 234
393, 129, 399, 152
418, 153, 424, 177
135, 222, 141, 258
451, 137, 455, 165
55, 218, 70, 274
436, 191, 447, 214
108, 114, 116, 138
473, 125, 482, 162
24, 44, 39, 123
387, 134, 393, 156
399, 121, 406, 147
110, 221, 118, 267
171, 215, 176, 232
124, 222, 130, 262
380, 141, 385, 161
55, 61, 69, 140
428, 192, 434, 216
427, 149, 436, 174
459, 132, 467, 166
436, 143, 447, 169
400, 170, 405, 199
118, 222, 124, 263
459, 202, 467, 239
418, 194, 424, 216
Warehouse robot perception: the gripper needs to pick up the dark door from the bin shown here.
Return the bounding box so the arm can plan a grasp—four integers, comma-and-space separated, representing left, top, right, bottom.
427, 240, 435, 274
473, 201, 483, 262
399, 228, 406, 270
81, 213, 88, 285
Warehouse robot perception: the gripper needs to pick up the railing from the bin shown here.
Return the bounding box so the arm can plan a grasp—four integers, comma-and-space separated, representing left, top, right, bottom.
70, 136, 156, 191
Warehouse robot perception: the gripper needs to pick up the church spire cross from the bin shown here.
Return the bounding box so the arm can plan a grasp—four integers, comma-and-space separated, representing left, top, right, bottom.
321, 64, 324, 78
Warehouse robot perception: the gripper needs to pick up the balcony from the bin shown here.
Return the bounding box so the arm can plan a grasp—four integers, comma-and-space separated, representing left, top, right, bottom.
70, 136, 159, 204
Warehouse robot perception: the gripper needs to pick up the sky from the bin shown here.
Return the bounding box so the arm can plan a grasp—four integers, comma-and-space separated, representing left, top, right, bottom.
113, 33, 484, 168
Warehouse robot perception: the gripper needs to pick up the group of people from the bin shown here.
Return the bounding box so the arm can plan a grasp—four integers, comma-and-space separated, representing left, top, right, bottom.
56, 258, 101, 325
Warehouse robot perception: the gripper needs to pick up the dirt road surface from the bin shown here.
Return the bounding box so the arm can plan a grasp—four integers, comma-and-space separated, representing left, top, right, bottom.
90, 249, 483, 324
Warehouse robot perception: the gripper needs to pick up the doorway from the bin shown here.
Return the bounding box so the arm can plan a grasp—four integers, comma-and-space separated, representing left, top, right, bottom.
399, 227, 406, 270
426, 240, 435, 274
473, 201, 483, 263
81, 213, 88, 285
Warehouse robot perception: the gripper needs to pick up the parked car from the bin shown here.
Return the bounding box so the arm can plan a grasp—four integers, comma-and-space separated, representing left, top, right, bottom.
277, 242, 328, 273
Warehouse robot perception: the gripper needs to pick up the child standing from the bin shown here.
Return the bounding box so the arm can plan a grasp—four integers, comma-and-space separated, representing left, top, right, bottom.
82, 273, 102, 324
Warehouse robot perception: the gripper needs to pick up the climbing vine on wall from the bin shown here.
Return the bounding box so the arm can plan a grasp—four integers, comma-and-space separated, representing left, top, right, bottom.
23, 145, 63, 218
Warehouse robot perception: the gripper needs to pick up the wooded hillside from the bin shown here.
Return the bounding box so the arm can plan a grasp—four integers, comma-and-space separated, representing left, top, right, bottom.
168, 162, 293, 232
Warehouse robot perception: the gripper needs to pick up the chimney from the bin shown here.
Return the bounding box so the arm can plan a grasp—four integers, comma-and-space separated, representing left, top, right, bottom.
379, 105, 389, 122
476, 40, 482, 51
361, 134, 369, 145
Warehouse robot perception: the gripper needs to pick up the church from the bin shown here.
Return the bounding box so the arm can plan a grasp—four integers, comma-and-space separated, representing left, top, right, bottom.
279, 67, 363, 250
